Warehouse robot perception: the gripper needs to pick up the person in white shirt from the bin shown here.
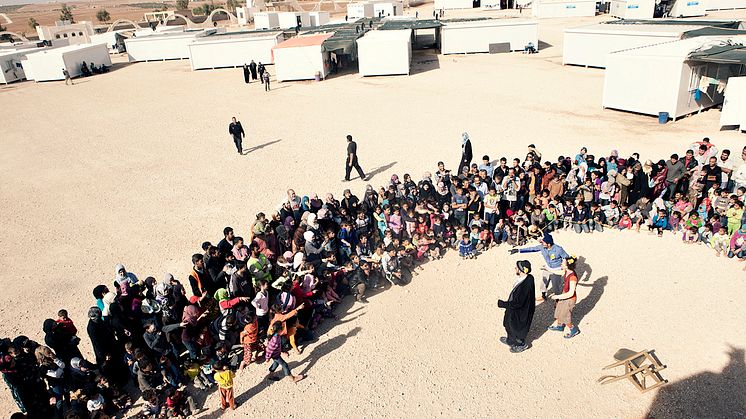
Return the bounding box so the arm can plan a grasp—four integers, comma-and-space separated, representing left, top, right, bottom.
251, 280, 270, 339
718, 149, 735, 191
732, 146, 746, 192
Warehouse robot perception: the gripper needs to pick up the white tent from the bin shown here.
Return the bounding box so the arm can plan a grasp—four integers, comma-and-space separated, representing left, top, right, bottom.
670, 0, 706, 17
348, 2, 376, 18
707, 0, 746, 10
357, 29, 411, 76
125, 30, 202, 62
255, 12, 281, 29
602, 36, 746, 120
189, 31, 283, 70
720, 76, 746, 130
23, 43, 111, 82
532, 0, 596, 18
433, 0, 475, 10
440, 19, 538, 54
609, 0, 655, 18
272, 33, 333, 81
0, 47, 43, 83
563, 22, 710, 68
278, 12, 311, 29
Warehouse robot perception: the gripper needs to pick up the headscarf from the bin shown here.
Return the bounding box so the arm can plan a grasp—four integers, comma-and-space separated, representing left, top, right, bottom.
87, 307, 102, 321
214, 288, 229, 302
293, 252, 304, 270
542, 232, 554, 246
101, 292, 116, 317
70, 357, 82, 370
303, 231, 315, 242
461, 132, 469, 146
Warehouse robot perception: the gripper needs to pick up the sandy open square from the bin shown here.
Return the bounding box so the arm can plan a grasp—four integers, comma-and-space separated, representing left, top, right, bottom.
1, 8, 745, 418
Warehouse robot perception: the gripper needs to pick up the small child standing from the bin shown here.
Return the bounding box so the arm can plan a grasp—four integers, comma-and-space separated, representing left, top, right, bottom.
459, 234, 476, 259
56, 309, 78, 335
266, 321, 306, 383
238, 313, 264, 369
214, 362, 237, 411
710, 226, 730, 257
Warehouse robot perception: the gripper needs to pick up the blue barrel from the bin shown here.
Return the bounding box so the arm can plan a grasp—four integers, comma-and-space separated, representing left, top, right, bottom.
658, 112, 669, 124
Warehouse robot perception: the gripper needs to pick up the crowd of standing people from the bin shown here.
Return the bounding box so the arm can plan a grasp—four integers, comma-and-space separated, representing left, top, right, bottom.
3, 134, 745, 418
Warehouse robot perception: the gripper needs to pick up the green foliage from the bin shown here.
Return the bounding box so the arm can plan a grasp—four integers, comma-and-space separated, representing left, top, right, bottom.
59, 4, 75, 23
96, 8, 111, 22
226, 0, 240, 12
176, 0, 190, 10
28, 17, 38, 29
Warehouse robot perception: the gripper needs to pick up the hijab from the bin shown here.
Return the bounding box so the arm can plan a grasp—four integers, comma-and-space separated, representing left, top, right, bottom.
214, 288, 229, 302
101, 292, 116, 317
461, 132, 469, 147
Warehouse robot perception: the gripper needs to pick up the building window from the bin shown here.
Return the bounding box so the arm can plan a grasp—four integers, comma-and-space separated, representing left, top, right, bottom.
79, 32, 83, 36
56, 34, 60, 39
71, 32, 76, 36
63, 33, 68, 38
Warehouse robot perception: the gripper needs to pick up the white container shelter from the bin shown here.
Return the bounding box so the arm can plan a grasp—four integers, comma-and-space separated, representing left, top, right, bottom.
357, 29, 411, 76
532, 0, 596, 18
255, 12, 281, 29
720, 76, 746, 130
602, 36, 746, 120
563, 22, 709, 68
125, 30, 201, 62
374, 1, 404, 17
272, 33, 333, 81
670, 0, 706, 17
433, 0, 475, 9
706, 0, 746, 10
309, 11, 331, 26
0, 47, 43, 83
189, 31, 283, 70
609, 0, 655, 18
440, 19, 538, 54
23, 43, 111, 82
88, 31, 126, 53
348, 2, 376, 18
278, 12, 311, 29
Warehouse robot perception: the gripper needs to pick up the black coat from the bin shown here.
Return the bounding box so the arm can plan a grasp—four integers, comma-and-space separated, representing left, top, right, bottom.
87, 319, 116, 365
461, 140, 473, 163
497, 274, 536, 341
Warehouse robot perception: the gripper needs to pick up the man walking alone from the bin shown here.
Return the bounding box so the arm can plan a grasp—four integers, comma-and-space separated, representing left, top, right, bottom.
344, 135, 366, 182
229, 117, 245, 155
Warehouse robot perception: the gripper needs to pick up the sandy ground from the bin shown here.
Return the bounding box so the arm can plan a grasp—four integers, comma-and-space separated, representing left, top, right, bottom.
2, 8, 746, 418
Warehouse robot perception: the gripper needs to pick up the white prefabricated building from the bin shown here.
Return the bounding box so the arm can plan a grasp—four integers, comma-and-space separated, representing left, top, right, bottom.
0, 47, 43, 83
255, 12, 281, 29
532, 0, 597, 18
310, 11, 331, 26
563, 23, 709, 68
88, 31, 127, 53
272, 33, 333, 81
609, 0, 655, 18
433, 0, 475, 10
720, 76, 746, 130
278, 12, 312, 29
374, 1, 404, 17
670, 0, 706, 17
357, 29, 411, 76
348, 2, 376, 18
125, 30, 202, 62
706, 0, 746, 10
602, 36, 746, 120
23, 43, 111, 82
440, 19, 538, 54
188, 31, 283, 70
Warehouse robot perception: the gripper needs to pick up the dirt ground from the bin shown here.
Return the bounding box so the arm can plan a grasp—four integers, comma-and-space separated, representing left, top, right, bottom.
1, 6, 745, 418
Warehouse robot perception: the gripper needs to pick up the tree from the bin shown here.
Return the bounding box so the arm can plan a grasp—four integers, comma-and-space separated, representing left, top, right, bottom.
195, 1, 218, 15
96, 9, 111, 23
60, 4, 75, 23
226, 0, 240, 12
28, 17, 38, 30
175, 0, 190, 10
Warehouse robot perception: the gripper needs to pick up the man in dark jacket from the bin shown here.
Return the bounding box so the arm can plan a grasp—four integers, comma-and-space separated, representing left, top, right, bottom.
228, 117, 245, 154
498, 260, 536, 353
665, 154, 685, 199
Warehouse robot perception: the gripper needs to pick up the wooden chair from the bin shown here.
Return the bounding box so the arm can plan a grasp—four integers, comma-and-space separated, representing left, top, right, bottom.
598, 348, 668, 393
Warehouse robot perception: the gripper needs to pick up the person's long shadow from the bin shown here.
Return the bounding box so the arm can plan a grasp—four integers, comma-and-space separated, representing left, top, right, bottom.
364, 161, 397, 181
296, 326, 361, 376
242, 139, 281, 154
645, 346, 745, 418
527, 275, 607, 345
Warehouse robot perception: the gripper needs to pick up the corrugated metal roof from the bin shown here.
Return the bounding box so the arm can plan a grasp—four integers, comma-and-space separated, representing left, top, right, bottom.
688, 42, 746, 64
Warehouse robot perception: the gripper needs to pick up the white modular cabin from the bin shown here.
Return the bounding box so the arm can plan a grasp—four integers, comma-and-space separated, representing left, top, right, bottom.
434, 0, 476, 9
609, 0, 655, 18
357, 29, 411, 76
255, 12, 281, 29
720, 76, 746, 130
602, 36, 746, 120
374, 1, 404, 17
670, 0, 706, 17
189, 31, 283, 70
532, 0, 597, 18
278, 12, 312, 29
563, 22, 709, 68
309, 11, 331, 26
125, 30, 202, 62
0, 47, 44, 83
440, 19, 538, 54
706, 0, 746, 10
88, 31, 127, 53
22, 43, 111, 82
348, 2, 376, 18
272, 33, 333, 81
